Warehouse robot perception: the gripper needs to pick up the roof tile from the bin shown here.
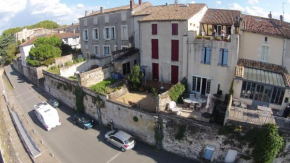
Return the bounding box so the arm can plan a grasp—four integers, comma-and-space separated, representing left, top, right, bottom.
201, 9, 241, 25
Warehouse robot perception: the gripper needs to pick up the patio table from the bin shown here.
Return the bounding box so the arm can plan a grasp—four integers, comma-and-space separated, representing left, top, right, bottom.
183, 98, 207, 104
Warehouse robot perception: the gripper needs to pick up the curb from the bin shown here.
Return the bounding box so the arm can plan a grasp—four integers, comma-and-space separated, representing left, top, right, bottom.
4, 67, 15, 89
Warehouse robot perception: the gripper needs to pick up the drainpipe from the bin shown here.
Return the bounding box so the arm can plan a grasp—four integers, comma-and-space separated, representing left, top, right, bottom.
282, 38, 286, 67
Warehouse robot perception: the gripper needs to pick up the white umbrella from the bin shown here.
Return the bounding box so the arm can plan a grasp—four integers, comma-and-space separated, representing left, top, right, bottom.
206, 94, 211, 111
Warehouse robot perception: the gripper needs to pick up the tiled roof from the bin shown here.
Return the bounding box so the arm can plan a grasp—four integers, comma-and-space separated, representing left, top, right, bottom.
200, 9, 241, 25
134, 4, 206, 22
236, 59, 290, 87
241, 14, 290, 39
54, 23, 79, 30
80, 2, 151, 19
20, 33, 79, 47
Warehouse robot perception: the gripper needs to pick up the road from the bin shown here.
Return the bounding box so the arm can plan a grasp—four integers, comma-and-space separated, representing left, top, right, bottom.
4, 66, 198, 163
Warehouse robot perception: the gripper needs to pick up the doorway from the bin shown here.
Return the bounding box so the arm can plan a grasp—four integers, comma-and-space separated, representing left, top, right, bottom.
201, 78, 207, 95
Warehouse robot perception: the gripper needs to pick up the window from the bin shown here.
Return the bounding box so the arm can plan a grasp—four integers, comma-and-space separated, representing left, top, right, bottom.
92, 28, 99, 40
103, 27, 115, 40
151, 39, 159, 59
83, 29, 88, 40
219, 48, 228, 66
152, 63, 159, 81
105, 15, 109, 23
85, 42, 88, 49
84, 19, 87, 26
94, 45, 99, 57
121, 12, 127, 21
172, 23, 178, 35
201, 47, 211, 64
122, 62, 131, 75
192, 76, 211, 95
171, 65, 178, 84
261, 46, 269, 62
171, 40, 179, 61
94, 17, 98, 24
265, 37, 268, 42
121, 46, 128, 50
152, 24, 157, 35
103, 46, 111, 56
121, 25, 128, 40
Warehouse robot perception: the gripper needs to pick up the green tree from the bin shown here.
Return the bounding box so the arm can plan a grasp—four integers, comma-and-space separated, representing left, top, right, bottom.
128, 65, 144, 90
27, 36, 62, 67
0, 34, 16, 65
252, 124, 284, 163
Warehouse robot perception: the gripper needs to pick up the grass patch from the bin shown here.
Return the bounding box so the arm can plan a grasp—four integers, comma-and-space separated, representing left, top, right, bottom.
90, 78, 118, 94
47, 66, 60, 75
2, 74, 13, 90
69, 76, 78, 81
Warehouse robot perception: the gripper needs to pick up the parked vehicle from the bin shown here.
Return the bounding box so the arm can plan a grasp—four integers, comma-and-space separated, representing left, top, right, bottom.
34, 102, 61, 131
105, 130, 135, 152
48, 98, 60, 108
72, 114, 94, 130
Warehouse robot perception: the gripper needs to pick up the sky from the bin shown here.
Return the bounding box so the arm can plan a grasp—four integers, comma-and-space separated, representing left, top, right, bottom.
0, 0, 290, 34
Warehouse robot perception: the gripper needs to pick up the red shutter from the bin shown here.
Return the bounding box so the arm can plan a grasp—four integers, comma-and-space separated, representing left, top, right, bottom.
151, 39, 159, 59
172, 23, 178, 35
152, 24, 157, 35
171, 65, 178, 84
152, 63, 159, 81
171, 40, 179, 61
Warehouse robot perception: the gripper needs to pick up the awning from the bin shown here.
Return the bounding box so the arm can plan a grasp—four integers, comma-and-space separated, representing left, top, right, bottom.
243, 67, 286, 87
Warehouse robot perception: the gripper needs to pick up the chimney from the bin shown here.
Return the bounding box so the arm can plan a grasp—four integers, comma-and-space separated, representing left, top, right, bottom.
130, 0, 133, 9
175, 0, 178, 4
280, 15, 284, 26
268, 11, 272, 19
100, 7, 104, 13
85, 10, 89, 16
139, 0, 142, 5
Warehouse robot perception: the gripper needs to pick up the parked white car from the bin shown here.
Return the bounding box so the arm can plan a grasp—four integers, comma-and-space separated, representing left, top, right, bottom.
105, 130, 135, 152
34, 102, 61, 131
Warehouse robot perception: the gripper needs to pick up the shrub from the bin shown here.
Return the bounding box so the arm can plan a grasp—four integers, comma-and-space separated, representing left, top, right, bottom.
169, 83, 185, 102
133, 116, 138, 122
65, 61, 73, 67
90, 79, 117, 94
43, 58, 55, 66
252, 124, 284, 163
175, 125, 186, 140
128, 65, 144, 90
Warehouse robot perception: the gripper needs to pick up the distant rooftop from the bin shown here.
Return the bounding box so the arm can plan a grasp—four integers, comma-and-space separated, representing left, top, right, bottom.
200, 9, 241, 25
134, 3, 206, 22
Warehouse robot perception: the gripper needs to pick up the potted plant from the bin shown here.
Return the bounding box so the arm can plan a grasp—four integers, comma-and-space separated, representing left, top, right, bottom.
204, 36, 211, 40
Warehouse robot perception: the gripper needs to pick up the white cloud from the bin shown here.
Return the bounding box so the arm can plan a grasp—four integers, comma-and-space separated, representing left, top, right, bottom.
216, 1, 222, 5
245, 6, 267, 17
189, 1, 195, 4
229, 3, 245, 12
77, 4, 84, 9
247, 0, 259, 4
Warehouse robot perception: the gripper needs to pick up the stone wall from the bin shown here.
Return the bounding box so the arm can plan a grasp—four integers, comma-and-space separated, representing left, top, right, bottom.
104, 99, 156, 146
59, 61, 87, 78
43, 70, 78, 109
78, 66, 112, 87
12, 59, 23, 74
158, 91, 171, 111
54, 54, 73, 67
108, 85, 128, 100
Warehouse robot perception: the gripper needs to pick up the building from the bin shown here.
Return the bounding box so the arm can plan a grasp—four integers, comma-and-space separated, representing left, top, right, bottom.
186, 9, 241, 96
232, 13, 290, 110
135, 3, 208, 84
16, 28, 56, 42
54, 23, 80, 33
78, 0, 151, 67
19, 33, 80, 66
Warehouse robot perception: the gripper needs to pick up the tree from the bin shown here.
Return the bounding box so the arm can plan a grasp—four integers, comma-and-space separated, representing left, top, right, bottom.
27, 36, 62, 67
128, 65, 144, 90
0, 34, 16, 65
252, 124, 284, 163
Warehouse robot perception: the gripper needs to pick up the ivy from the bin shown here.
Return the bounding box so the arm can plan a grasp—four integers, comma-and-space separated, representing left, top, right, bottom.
154, 127, 163, 141
175, 125, 186, 140
75, 87, 85, 113
229, 80, 234, 95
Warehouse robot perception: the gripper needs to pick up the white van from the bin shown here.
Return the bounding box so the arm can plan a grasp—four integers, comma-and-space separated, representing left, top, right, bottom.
34, 102, 61, 131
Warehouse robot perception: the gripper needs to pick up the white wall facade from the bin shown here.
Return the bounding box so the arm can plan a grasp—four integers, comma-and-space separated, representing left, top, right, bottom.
20, 45, 33, 66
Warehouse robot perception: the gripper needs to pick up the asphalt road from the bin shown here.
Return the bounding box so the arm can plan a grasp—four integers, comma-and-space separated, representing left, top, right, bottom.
5, 66, 198, 163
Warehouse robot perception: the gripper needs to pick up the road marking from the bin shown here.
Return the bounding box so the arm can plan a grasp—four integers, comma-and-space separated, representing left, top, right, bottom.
107, 152, 121, 163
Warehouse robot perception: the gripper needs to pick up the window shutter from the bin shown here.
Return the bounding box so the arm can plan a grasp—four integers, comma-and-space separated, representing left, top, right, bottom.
171, 65, 179, 84
152, 24, 157, 35
124, 26, 128, 40
171, 40, 179, 61
223, 49, 228, 66
201, 47, 206, 63
219, 49, 223, 65
206, 47, 211, 64
83, 30, 86, 40
172, 23, 178, 35
92, 29, 95, 39
103, 28, 106, 39
152, 39, 159, 59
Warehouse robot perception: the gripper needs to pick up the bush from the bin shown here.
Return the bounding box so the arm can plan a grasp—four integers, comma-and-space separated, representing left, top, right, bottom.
128, 65, 144, 90
90, 79, 117, 94
43, 58, 55, 66
169, 83, 185, 102
133, 116, 138, 122
252, 124, 284, 163
26, 58, 41, 67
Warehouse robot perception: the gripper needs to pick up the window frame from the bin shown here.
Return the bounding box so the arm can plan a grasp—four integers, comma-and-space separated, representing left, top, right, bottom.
152, 24, 157, 35
261, 45, 269, 62
121, 25, 128, 40
191, 75, 211, 95
83, 29, 88, 40
219, 48, 228, 67
103, 45, 111, 56
92, 28, 99, 40
94, 45, 99, 57
201, 47, 211, 64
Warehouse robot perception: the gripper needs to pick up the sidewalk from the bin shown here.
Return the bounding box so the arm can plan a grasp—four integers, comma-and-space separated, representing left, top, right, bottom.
1, 68, 60, 163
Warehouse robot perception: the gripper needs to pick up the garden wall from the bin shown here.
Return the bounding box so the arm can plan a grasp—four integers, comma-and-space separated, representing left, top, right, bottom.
43, 70, 78, 109
78, 66, 112, 87
59, 61, 86, 78
108, 85, 128, 100
54, 54, 73, 67
158, 91, 171, 112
